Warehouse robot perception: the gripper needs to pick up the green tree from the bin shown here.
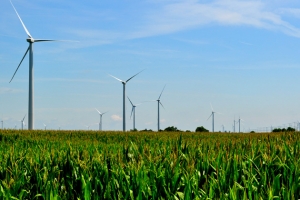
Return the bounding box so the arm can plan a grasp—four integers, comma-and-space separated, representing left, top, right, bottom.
195, 126, 209, 132
164, 126, 180, 132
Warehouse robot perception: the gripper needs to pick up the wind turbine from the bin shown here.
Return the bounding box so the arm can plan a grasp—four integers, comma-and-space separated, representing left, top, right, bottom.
43, 123, 47, 130
233, 117, 236, 133
156, 85, 166, 131
237, 117, 244, 133
207, 103, 221, 132
9, 1, 65, 130
127, 96, 143, 131
109, 70, 144, 131
1, 119, 3, 129
95, 108, 108, 131
19, 114, 26, 130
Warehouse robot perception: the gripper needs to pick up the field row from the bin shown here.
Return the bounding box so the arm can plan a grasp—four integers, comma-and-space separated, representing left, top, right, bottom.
0, 130, 299, 199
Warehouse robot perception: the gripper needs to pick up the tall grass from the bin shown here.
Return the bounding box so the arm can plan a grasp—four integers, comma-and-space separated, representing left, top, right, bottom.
0, 130, 299, 199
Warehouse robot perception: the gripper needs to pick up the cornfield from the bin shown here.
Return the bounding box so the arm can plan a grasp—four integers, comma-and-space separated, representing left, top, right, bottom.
0, 130, 299, 199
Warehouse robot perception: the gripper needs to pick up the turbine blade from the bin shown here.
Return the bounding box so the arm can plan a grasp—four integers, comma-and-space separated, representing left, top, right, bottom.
130, 107, 134, 119
10, 0, 32, 38
109, 74, 123, 82
34, 39, 79, 42
95, 108, 101, 114
207, 113, 212, 121
125, 69, 145, 83
210, 103, 214, 111
9, 46, 30, 83
127, 96, 134, 106
102, 111, 108, 115
159, 101, 165, 109
34, 39, 57, 42
22, 114, 26, 121
158, 84, 166, 100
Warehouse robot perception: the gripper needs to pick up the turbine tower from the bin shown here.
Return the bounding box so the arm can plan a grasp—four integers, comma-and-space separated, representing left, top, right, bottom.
95, 108, 108, 131
237, 117, 244, 133
109, 70, 144, 131
43, 123, 47, 130
9, 1, 62, 130
20, 114, 26, 130
127, 96, 143, 131
207, 103, 221, 132
233, 118, 236, 133
156, 85, 166, 131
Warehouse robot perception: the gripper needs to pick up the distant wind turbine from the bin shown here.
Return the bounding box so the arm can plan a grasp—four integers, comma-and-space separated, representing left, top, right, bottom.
207, 103, 221, 132
109, 70, 144, 131
127, 96, 144, 130
237, 117, 244, 133
43, 123, 47, 130
156, 85, 166, 131
1, 119, 3, 129
19, 114, 26, 130
9, 1, 72, 130
95, 108, 108, 131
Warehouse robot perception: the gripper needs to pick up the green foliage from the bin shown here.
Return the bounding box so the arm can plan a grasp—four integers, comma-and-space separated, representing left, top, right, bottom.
164, 126, 181, 132
0, 130, 299, 199
195, 126, 209, 132
272, 127, 295, 132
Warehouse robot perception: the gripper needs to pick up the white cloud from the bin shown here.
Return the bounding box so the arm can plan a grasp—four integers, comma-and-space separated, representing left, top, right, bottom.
0, 87, 24, 94
129, 0, 300, 38
111, 114, 122, 121
277, 8, 300, 18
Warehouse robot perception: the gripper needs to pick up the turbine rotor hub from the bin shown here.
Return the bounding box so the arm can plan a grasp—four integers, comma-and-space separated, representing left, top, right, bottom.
26, 38, 34, 43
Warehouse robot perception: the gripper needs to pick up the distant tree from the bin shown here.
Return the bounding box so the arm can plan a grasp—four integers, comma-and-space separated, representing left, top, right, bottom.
186, 130, 191, 132
250, 131, 255, 133
164, 126, 180, 132
195, 126, 209, 132
130, 128, 138, 132
140, 129, 153, 132
272, 127, 296, 132
287, 127, 296, 132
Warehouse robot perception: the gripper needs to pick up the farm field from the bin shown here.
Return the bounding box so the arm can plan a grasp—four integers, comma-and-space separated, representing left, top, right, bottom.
0, 130, 299, 199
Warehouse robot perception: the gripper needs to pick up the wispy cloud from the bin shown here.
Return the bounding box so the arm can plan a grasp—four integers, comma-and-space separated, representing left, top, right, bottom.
61, 0, 300, 48
277, 8, 300, 18
0, 87, 24, 94
128, 0, 300, 38
111, 115, 122, 121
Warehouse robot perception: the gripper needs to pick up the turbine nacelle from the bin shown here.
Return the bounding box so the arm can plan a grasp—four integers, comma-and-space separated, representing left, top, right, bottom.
27, 38, 34, 43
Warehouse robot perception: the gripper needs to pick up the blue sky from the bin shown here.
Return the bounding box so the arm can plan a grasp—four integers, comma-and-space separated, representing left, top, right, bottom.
1, 0, 300, 131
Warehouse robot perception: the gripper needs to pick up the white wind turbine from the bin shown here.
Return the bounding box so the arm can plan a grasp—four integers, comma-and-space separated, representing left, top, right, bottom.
237, 116, 244, 133
156, 85, 166, 131
19, 114, 26, 130
207, 103, 221, 132
127, 96, 143, 131
95, 108, 108, 131
9, 1, 69, 130
43, 123, 47, 130
109, 70, 144, 131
